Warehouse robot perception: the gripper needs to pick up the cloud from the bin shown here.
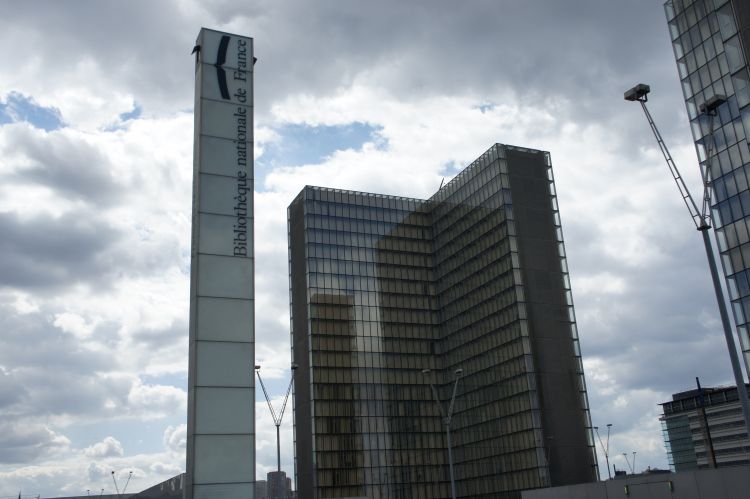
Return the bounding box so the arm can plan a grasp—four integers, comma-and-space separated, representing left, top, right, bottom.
126, 380, 186, 419
0, 428, 185, 496
0, 210, 123, 292
53, 312, 97, 339
84, 437, 124, 459
163, 424, 187, 454
0, 422, 71, 464
0, 366, 25, 410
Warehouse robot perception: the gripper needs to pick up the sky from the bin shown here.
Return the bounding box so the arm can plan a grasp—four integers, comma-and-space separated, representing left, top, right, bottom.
0, 0, 743, 496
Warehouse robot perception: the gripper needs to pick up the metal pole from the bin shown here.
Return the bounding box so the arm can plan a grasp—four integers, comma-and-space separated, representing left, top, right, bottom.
699, 227, 750, 440
111, 472, 119, 497
423, 368, 461, 499
605, 424, 612, 479
122, 472, 132, 495
256, 364, 297, 476
446, 423, 456, 499
277, 424, 281, 472
696, 377, 717, 468
593, 426, 612, 479
605, 449, 610, 479
622, 453, 632, 474
445, 371, 461, 499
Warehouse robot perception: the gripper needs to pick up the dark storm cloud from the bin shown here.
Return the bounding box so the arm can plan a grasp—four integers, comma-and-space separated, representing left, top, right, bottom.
0, 421, 69, 464
0, 0, 199, 116
2, 124, 124, 205
242, 0, 683, 126
1, 0, 688, 142
0, 368, 24, 410
0, 303, 112, 377
565, 206, 736, 392
0, 211, 122, 291
131, 320, 187, 350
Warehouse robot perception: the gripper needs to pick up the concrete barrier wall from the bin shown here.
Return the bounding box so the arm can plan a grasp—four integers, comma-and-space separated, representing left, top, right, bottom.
521, 466, 750, 499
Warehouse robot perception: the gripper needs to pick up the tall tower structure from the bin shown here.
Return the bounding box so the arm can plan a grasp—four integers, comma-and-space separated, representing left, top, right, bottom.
185, 28, 256, 499
288, 144, 597, 499
665, 0, 750, 374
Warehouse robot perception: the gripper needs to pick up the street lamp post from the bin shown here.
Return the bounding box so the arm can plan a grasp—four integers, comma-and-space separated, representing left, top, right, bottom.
622, 453, 634, 474
423, 368, 462, 499
110, 471, 132, 498
593, 424, 613, 479
255, 363, 297, 472
625, 84, 750, 442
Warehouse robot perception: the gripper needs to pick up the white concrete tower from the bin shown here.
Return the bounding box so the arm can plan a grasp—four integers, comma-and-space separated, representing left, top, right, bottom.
185, 28, 255, 499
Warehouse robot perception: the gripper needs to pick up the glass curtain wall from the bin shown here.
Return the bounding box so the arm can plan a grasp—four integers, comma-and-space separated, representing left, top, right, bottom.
289, 143, 596, 499
666, 0, 750, 373
429, 146, 550, 495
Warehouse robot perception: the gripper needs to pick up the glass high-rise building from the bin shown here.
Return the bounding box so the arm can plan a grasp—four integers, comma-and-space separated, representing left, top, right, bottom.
288, 144, 597, 499
665, 0, 750, 373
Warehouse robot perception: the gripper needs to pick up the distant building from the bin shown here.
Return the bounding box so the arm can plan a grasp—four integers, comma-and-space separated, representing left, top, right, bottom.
288, 144, 597, 498
661, 384, 750, 470
267, 470, 293, 499
664, 0, 750, 374
255, 479, 268, 499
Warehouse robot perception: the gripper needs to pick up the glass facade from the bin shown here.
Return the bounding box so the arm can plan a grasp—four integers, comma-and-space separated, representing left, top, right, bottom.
665, 0, 750, 373
289, 144, 597, 499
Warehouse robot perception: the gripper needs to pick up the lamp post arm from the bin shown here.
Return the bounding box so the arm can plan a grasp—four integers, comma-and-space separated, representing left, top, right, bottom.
593, 427, 606, 455
605, 425, 611, 454
446, 376, 461, 426
428, 383, 445, 421
637, 99, 704, 228
122, 472, 132, 495
255, 370, 279, 424
111, 473, 120, 497
278, 375, 295, 422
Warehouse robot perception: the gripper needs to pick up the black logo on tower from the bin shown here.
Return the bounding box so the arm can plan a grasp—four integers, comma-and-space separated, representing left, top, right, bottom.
215, 35, 231, 100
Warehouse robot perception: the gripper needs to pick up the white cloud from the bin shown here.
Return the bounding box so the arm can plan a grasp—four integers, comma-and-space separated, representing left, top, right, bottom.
163, 424, 186, 454
0, 422, 71, 465
54, 312, 98, 339
84, 437, 124, 459
126, 381, 186, 420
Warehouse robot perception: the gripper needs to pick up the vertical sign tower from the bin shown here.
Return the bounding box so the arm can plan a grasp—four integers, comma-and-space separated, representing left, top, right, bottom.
185, 28, 255, 499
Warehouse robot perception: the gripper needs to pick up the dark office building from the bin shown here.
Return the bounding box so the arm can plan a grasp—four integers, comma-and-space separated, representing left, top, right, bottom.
288, 144, 598, 499
664, 0, 750, 373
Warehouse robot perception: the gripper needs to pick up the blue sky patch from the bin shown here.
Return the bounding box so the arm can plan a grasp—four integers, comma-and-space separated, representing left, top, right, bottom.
119, 104, 142, 121
0, 91, 64, 131
256, 122, 385, 187
475, 103, 496, 113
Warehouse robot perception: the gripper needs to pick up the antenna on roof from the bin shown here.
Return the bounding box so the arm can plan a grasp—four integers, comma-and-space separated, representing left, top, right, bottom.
439, 178, 445, 190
